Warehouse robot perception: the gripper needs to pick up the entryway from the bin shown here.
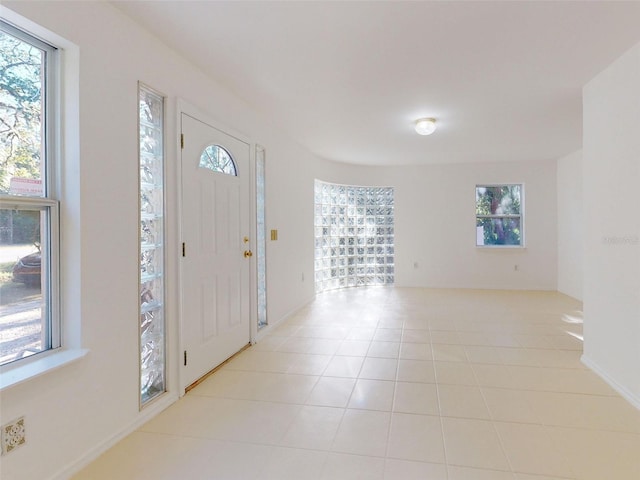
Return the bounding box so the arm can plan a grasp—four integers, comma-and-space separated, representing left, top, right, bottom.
180, 111, 252, 392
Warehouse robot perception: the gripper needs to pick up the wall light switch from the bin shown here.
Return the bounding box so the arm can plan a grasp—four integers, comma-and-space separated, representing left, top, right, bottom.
270, 229, 278, 241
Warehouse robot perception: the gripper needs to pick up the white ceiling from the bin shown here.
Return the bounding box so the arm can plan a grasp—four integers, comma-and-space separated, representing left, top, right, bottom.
114, 1, 640, 166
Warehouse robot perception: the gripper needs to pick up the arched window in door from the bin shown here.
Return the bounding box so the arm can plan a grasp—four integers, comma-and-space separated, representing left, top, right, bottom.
199, 144, 237, 176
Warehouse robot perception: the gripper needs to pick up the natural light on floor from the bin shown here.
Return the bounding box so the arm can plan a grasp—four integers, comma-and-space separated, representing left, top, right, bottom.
71, 288, 640, 480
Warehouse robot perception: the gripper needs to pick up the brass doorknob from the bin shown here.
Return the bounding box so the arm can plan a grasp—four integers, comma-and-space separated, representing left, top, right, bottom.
243, 250, 253, 258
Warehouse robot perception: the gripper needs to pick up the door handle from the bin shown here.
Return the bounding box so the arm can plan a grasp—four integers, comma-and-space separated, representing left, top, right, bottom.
243, 250, 253, 258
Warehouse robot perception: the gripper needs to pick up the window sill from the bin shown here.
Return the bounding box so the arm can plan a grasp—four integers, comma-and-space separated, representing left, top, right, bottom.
0, 348, 89, 391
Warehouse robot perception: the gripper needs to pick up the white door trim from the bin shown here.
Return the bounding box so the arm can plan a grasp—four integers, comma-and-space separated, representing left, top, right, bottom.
175, 99, 258, 395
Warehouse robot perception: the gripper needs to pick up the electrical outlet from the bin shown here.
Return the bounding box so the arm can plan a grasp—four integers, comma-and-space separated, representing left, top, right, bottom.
2, 417, 26, 455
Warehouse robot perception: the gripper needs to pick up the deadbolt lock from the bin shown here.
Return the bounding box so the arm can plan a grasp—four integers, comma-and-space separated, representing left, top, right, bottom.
243, 250, 253, 258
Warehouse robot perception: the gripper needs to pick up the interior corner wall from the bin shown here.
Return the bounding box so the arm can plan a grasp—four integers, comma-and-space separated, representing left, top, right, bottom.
312, 159, 558, 291
556, 150, 583, 301
582, 42, 640, 408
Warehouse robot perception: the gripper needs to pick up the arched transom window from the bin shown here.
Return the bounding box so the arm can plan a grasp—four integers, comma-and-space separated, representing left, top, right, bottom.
199, 144, 237, 176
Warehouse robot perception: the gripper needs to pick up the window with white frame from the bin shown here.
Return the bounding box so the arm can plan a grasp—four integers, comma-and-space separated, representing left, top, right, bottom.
314, 180, 394, 292
475, 184, 523, 247
0, 21, 60, 366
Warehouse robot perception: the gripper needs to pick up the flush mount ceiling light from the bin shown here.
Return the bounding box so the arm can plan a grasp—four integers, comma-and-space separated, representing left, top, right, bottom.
415, 117, 437, 135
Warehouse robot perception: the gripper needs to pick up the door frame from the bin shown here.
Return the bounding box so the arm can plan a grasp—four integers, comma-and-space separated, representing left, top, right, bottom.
175, 99, 258, 395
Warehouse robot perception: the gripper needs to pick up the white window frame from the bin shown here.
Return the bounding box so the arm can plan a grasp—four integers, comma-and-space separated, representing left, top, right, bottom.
475, 183, 525, 248
0, 9, 85, 390
0, 20, 61, 366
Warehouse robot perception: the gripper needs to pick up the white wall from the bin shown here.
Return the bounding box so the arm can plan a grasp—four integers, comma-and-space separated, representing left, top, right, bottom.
263, 142, 316, 322
0, 2, 578, 479
0, 3, 316, 479
312, 159, 558, 291
557, 150, 583, 300
582, 43, 640, 407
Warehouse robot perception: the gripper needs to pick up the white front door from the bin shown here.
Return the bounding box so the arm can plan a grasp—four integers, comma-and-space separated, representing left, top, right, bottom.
180, 112, 251, 391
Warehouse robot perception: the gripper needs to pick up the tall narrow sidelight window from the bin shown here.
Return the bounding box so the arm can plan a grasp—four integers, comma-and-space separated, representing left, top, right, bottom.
256, 146, 267, 328
314, 180, 394, 293
0, 21, 60, 366
138, 84, 165, 406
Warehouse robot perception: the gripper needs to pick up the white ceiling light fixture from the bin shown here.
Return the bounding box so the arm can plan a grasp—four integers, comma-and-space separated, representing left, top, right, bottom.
415, 117, 437, 135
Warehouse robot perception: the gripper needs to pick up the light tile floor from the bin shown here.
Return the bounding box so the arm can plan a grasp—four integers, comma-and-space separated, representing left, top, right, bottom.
73, 288, 640, 479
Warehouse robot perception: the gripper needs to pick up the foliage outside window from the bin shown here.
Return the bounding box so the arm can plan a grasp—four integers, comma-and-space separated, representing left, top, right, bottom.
314, 180, 394, 293
476, 184, 523, 247
199, 144, 237, 176
0, 21, 60, 366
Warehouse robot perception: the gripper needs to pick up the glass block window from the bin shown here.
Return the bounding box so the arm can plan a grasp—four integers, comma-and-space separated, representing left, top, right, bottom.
476, 184, 524, 247
256, 146, 267, 329
314, 180, 394, 293
139, 84, 165, 406
199, 144, 237, 176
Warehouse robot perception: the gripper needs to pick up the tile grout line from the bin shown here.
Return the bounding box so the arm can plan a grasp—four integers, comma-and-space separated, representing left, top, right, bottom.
429, 322, 451, 480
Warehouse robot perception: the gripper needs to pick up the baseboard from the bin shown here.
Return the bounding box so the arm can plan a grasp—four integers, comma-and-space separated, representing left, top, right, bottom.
50, 392, 179, 480
256, 295, 315, 342
556, 288, 583, 303
53, 293, 312, 479
393, 283, 558, 293
581, 354, 640, 410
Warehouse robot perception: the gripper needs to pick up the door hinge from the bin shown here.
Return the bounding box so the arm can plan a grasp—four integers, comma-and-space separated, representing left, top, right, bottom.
182, 242, 186, 257
180, 133, 184, 149
184, 350, 187, 366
